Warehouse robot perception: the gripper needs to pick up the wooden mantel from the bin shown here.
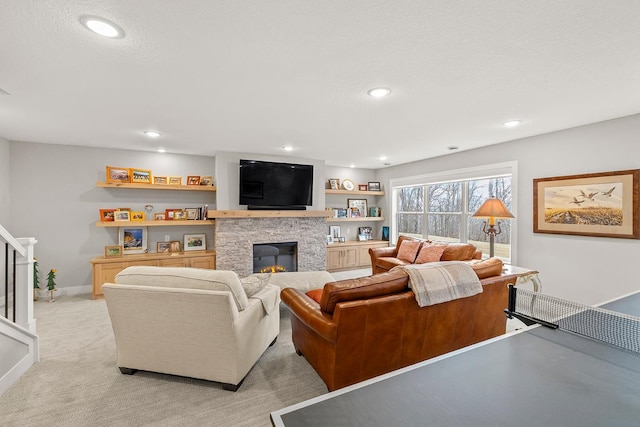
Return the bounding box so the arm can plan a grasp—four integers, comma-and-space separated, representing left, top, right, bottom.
208, 210, 330, 219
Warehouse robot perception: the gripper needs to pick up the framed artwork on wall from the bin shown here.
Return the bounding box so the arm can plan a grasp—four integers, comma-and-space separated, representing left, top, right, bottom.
184, 233, 206, 251
106, 166, 130, 183
348, 198, 368, 218
533, 169, 640, 239
130, 168, 152, 184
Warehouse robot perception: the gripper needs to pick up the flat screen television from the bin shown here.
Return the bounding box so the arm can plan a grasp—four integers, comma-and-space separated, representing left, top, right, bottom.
239, 159, 314, 210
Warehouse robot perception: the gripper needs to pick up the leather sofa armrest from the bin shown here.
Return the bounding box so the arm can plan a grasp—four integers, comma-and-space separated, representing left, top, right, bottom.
368, 246, 397, 273
281, 288, 338, 342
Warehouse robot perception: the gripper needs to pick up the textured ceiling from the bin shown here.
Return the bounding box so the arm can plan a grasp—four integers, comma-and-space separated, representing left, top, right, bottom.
1, 1, 639, 169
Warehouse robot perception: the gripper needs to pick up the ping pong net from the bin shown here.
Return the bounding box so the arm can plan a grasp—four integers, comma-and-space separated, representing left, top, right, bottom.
504, 285, 640, 355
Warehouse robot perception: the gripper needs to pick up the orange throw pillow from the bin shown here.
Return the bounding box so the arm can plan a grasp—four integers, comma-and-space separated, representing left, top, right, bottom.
306, 288, 323, 304
396, 240, 421, 263
469, 257, 504, 279
415, 244, 447, 264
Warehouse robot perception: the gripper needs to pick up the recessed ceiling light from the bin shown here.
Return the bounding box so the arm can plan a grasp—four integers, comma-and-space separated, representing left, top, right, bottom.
282, 145, 294, 152
502, 120, 522, 128
349, 164, 355, 168
144, 130, 160, 138
367, 87, 391, 98
80, 16, 124, 38
157, 148, 166, 153
379, 156, 387, 161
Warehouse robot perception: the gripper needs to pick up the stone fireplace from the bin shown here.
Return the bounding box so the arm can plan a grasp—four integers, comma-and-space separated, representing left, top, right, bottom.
214, 215, 327, 277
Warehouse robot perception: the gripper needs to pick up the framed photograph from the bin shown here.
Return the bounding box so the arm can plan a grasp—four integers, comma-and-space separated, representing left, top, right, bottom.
382, 225, 390, 241
348, 198, 368, 218
104, 245, 123, 258
154, 212, 165, 220
184, 208, 198, 220
130, 168, 152, 184
358, 226, 373, 240
358, 184, 368, 191
184, 233, 206, 251
106, 166, 130, 183
534, 169, 640, 239
130, 211, 145, 221
168, 176, 182, 185
369, 206, 381, 217
154, 176, 168, 185
170, 240, 181, 253
328, 178, 340, 190
327, 235, 334, 244
99, 209, 115, 222
157, 241, 171, 253
165, 209, 176, 220
114, 210, 131, 221
329, 225, 341, 239
336, 208, 348, 218
200, 176, 213, 186
173, 209, 187, 220
342, 179, 355, 191
187, 176, 201, 185
119, 226, 148, 254
338, 237, 346, 243
368, 182, 381, 192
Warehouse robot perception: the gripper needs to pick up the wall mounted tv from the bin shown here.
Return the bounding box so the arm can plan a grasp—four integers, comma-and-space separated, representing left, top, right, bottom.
239, 159, 314, 210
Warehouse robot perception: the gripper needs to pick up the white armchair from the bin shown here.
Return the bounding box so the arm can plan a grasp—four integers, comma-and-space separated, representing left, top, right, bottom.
102, 266, 280, 391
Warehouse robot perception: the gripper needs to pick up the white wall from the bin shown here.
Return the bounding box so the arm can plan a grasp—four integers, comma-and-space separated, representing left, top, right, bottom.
376, 114, 640, 305
215, 152, 326, 210
9, 142, 215, 294
0, 137, 10, 226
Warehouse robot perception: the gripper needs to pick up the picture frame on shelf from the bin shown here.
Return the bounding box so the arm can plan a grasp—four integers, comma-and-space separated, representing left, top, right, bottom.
336, 208, 348, 218
187, 176, 201, 185
342, 179, 355, 191
119, 226, 148, 255
328, 178, 340, 190
154, 212, 165, 221
99, 209, 115, 222
184, 208, 198, 220
368, 182, 381, 191
533, 169, 640, 239
114, 210, 131, 221
358, 184, 368, 191
168, 176, 182, 185
358, 226, 373, 240
358, 234, 368, 241
184, 233, 206, 251
106, 166, 130, 183
170, 240, 181, 253
338, 236, 346, 243
369, 206, 381, 217
327, 235, 334, 244
173, 210, 187, 220
154, 176, 168, 185
329, 225, 341, 239
200, 176, 213, 186
130, 211, 145, 221
130, 168, 152, 184
348, 198, 368, 217
157, 242, 171, 253
165, 209, 176, 220
382, 226, 390, 241
104, 245, 123, 258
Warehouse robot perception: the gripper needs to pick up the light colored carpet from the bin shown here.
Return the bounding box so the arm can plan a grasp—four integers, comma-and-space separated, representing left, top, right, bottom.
0, 294, 329, 427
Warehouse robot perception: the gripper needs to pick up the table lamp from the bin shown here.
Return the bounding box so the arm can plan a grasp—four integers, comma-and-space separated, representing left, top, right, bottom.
472, 198, 514, 257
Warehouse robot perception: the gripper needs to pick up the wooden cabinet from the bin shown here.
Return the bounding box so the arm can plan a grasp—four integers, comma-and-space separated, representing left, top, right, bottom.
326, 240, 388, 272
91, 251, 216, 299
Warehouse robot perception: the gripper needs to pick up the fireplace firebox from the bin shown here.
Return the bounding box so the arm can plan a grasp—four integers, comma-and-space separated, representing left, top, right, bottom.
253, 242, 298, 273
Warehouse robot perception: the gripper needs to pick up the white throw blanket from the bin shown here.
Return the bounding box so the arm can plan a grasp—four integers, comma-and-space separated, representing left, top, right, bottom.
394, 261, 483, 307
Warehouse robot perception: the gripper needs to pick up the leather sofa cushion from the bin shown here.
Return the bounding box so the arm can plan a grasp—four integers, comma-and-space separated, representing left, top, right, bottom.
469, 257, 504, 279
415, 243, 447, 264
375, 257, 411, 271
320, 270, 409, 314
115, 266, 249, 311
441, 243, 478, 261
396, 240, 422, 262
306, 288, 323, 304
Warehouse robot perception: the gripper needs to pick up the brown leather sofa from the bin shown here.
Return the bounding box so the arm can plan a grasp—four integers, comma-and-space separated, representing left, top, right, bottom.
369, 235, 482, 274
281, 267, 518, 391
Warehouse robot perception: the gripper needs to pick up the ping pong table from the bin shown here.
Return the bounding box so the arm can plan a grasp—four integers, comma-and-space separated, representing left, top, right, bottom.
271, 290, 640, 426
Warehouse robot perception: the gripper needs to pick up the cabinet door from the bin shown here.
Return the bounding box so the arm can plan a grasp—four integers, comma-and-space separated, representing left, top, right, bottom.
343, 247, 359, 268
326, 247, 343, 270
159, 258, 188, 267
189, 256, 215, 269
94, 262, 125, 297
357, 246, 372, 267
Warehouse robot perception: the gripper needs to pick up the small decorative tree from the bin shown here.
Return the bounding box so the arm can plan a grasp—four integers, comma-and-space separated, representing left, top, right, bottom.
33, 258, 41, 301
46, 269, 57, 302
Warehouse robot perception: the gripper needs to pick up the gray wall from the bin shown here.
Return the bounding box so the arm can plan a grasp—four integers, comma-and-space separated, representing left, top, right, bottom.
9, 142, 215, 294
376, 113, 640, 305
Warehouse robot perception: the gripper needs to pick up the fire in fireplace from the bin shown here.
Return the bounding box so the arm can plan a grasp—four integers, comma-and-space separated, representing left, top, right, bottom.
253, 242, 298, 273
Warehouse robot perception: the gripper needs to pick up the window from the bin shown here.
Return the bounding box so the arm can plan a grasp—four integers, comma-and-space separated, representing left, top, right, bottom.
392, 163, 515, 262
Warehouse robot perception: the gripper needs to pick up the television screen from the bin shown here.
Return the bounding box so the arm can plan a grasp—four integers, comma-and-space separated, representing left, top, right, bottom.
239, 159, 314, 209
